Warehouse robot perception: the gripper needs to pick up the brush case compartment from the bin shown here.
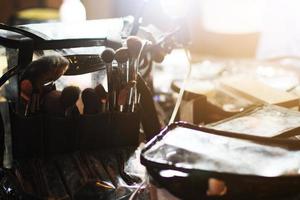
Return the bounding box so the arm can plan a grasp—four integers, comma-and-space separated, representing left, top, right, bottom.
11, 111, 140, 159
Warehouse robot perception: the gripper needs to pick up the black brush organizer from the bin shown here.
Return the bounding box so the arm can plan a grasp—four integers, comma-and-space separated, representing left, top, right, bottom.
110, 111, 140, 147
43, 115, 78, 156
0, 22, 160, 161
79, 113, 109, 150
11, 113, 43, 158
11, 111, 140, 159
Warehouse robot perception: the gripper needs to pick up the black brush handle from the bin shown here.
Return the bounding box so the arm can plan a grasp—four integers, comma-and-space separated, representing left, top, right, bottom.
0, 65, 19, 88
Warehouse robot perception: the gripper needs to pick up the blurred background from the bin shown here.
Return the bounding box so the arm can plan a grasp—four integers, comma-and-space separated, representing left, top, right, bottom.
1, 0, 300, 59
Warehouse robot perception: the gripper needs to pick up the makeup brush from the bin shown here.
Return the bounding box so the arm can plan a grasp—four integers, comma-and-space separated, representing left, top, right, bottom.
94, 84, 107, 100
126, 36, 142, 81
43, 90, 64, 116
60, 86, 81, 117
126, 36, 144, 112
20, 79, 32, 115
94, 84, 107, 112
126, 36, 142, 56
115, 47, 130, 83
152, 48, 165, 63
21, 55, 69, 91
20, 79, 32, 102
118, 81, 136, 112
117, 87, 129, 112
81, 88, 99, 115
115, 47, 129, 66
110, 68, 123, 111
21, 55, 69, 114
101, 48, 115, 112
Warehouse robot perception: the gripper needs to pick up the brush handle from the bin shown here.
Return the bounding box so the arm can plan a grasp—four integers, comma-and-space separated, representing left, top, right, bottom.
106, 63, 114, 111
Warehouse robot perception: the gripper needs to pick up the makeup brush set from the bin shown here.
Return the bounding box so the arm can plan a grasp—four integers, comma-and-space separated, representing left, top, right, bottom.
0, 23, 160, 160
15, 33, 150, 114
11, 36, 152, 158
1, 50, 150, 200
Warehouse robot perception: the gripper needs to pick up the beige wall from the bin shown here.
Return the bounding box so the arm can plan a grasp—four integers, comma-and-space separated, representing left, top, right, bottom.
82, 0, 115, 19
190, 26, 259, 58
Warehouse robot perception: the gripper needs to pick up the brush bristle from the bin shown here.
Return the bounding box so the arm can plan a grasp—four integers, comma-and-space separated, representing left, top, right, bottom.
153, 51, 165, 63
43, 90, 64, 116
81, 88, 99, 114
101, 48, 115, 63
94, 84, 107, 100
126, 36, 142, 59
20, 79, 33, 97
21, 55, 69, 88
60, 86, 80, 108
115, 47, 130, 63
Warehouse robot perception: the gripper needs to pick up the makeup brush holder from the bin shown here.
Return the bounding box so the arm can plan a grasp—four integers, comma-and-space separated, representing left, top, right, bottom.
11, 111, 140, 159
0, 22, 160, 162
79, 111, 140, 150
